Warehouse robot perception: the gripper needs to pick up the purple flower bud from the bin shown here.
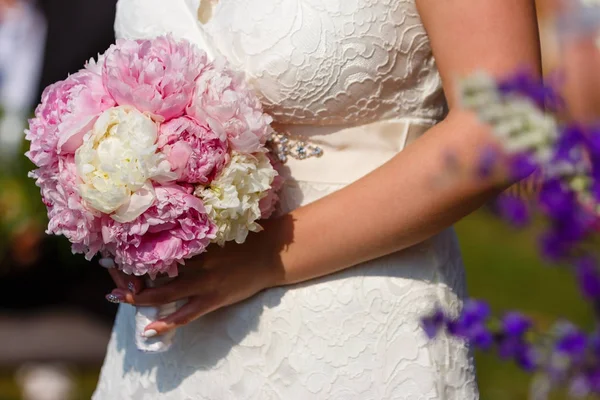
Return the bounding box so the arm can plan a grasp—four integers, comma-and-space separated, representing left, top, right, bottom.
575, 257, 600, 299
460, 300, 491, 329
557, 213, 591, 243
502, 312, 532, 337
554, 124, 585, 162
556, 326, 587, 362
469, 323, 494, 350
515, 344, 538, 372
477, 147, 499, 178
422, 309, 446, 339
497, 196, 530, 227
539, 179, 576, 220
509, 153, 537, 181
498, 335, 538, 371
447, 320, 462, 336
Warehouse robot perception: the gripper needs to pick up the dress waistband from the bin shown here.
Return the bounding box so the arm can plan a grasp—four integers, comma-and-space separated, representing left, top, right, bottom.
272, 117, 437, 184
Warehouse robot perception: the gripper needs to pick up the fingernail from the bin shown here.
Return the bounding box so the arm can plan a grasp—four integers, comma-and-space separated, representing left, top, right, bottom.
143, 329, 158, 338
99, 258, 115, 269
128, 282, 136, 293
105, 293, 124, 304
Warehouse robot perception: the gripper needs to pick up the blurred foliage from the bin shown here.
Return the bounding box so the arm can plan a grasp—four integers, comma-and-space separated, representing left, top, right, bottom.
0, 367, 99, 400
0, 135, 48, 275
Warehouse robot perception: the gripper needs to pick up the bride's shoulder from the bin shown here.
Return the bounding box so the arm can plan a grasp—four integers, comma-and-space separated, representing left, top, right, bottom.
114, 0, 203, 42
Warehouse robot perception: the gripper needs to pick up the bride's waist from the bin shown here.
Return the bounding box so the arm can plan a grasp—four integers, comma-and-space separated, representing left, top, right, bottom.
272, 117, 437, 184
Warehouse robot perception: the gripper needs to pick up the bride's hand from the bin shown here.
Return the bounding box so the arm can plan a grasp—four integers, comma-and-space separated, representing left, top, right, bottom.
105, 232, 284, 337
103, 259, 145, 299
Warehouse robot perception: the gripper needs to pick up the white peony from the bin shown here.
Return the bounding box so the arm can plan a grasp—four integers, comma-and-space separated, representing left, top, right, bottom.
195, 152, 277, 246
75, 106, 175, 222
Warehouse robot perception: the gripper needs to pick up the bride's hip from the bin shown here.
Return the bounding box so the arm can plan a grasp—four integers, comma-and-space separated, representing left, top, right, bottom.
203, 228, 467, 330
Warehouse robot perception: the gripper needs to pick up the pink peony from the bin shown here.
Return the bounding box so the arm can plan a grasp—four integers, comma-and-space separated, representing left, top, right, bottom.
26, 69, 115, 167
157, 116, 228, 185
29, 156, 103, 259
259, 153, 285, 219
187, 59, 272, 154
103, 35, 206, 121
101, 184, 217, 278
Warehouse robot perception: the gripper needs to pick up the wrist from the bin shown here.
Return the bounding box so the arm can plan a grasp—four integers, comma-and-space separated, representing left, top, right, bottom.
259, 215, 294, 288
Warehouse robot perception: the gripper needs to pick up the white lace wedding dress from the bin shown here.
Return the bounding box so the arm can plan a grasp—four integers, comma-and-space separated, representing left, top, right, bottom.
93, 0, 479, 398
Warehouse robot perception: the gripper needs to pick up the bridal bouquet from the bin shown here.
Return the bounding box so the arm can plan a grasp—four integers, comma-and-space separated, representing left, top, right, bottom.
25, 35, 282, 352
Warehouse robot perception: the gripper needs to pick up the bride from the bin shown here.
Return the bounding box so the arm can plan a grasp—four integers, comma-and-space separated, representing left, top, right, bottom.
94, 0, 540, 398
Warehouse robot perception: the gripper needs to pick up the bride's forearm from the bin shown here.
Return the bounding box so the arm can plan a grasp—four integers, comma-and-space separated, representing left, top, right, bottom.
264, 110, 512, 286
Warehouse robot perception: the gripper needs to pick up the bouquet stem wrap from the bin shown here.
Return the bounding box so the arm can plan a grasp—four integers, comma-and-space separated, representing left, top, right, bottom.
134, 276, 177, 353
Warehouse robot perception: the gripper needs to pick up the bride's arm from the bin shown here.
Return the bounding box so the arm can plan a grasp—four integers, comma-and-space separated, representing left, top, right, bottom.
112, 0, 541, 334
264, 0, 541, 285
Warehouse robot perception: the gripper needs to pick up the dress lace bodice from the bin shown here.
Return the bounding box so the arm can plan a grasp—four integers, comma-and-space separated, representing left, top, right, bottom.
115, 0, 447, 128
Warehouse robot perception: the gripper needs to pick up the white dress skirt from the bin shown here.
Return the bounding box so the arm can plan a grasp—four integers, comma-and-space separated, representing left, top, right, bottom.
93, 0, 479, 398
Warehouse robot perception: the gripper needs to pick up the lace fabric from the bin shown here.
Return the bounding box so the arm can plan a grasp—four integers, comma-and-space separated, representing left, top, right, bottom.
201, 0, 447, 126
94, 1, 479, 398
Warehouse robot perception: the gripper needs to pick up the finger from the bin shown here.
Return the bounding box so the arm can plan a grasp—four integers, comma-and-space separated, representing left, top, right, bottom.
106, 268, 144, 294
107, 268, 128, 290
99, 258, 115, 269
127, 275, 145, 294
109, 276, 201, 306
143, 295, 220, 336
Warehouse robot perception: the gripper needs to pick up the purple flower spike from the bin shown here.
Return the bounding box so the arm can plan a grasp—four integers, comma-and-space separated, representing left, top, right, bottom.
422, 309, 446, 339
502, 312, 532, 337
575, 257, 600, 300
497, 196, 530, 227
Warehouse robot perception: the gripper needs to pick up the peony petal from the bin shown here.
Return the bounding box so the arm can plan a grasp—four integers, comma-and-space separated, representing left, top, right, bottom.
57, 115, 97, 154
111, 183, 156, 223
168, 141, 193, 175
